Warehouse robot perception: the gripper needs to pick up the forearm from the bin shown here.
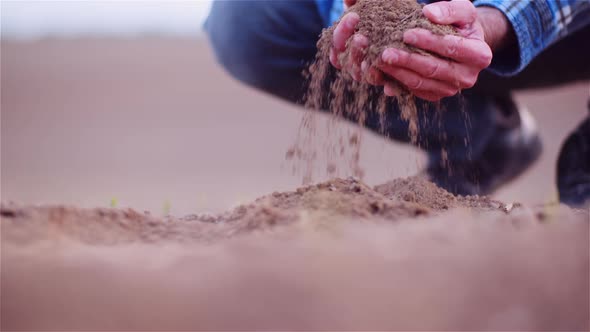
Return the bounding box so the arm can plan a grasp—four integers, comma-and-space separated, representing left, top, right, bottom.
476, 7, 515, 53
473, 0, 590, 77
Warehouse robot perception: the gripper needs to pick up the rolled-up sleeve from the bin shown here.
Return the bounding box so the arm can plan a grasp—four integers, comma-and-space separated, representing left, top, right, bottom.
473, 0, 590, 76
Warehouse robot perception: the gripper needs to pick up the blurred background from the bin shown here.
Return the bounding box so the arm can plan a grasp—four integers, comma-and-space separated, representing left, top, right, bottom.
1, 1, 588, 215
1, 1, 211, 39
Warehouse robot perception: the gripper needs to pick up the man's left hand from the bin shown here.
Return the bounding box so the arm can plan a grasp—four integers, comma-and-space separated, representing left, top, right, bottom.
377, 0, 493, 101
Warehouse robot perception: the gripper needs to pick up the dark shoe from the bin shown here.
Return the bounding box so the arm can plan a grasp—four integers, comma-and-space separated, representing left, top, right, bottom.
557, 108, 590, 208
427, 98, 542, 196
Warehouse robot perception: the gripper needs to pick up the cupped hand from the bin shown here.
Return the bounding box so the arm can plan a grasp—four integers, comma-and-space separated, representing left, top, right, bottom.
330, 12, 385, 84
330, 0, 493, 102
378, 0, 492, 101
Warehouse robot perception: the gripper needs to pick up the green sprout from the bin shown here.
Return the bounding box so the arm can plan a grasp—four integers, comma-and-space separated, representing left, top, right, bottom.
163, 199, 171, 216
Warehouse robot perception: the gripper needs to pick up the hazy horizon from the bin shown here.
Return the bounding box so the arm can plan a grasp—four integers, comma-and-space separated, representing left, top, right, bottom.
1, 1, 212, 40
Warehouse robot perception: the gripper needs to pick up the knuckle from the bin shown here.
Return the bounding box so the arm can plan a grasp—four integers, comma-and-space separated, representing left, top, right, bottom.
410, 77, 423, 90
458, 78, 471, 88
425, 61, 440, 78
442, 4, 453, 18
459, 75, 476, 88
445, 37, 460, 57
397, 51, 410, 66
480, 50, 493, 67
443, 87, 458, 97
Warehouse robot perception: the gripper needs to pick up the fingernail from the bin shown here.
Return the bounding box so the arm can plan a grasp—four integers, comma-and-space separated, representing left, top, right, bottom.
382, 49, 399, 64
427, 6, 442, 19
404, 31, 418, 44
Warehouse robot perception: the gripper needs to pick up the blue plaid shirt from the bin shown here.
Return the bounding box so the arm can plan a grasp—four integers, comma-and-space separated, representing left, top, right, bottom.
315, 0, 590, 76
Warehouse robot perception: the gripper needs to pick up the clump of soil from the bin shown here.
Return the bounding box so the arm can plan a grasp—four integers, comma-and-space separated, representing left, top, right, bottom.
375, 176, 506, 211
0, 176, 548, 246
0, 177, 426, 245
291, 0, 457, 182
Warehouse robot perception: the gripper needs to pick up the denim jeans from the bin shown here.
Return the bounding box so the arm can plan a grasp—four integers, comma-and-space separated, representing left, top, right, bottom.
205, 0, 590, 169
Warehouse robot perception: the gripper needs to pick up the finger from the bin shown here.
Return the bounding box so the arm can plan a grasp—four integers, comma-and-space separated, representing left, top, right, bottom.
333, 12, 360, 52
379, 66, 459, 97
362, 61, 384, 85
404, 29, 492, 68
380, 48, 477, 88
330, 47, 341, 69
344, 0, 357, 7
422, 0, 476, 26
346, 34, 368, 81
350, 34, 368, 64
384, 82, 401, 97
414, 91, 446, 102
349, 65, 362, 81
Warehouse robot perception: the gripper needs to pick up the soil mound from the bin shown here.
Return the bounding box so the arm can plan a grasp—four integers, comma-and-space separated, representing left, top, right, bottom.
375, 177, 504, 210
1, 177, 430, 245
0, 176, 567, 246
2, 177, 588, 330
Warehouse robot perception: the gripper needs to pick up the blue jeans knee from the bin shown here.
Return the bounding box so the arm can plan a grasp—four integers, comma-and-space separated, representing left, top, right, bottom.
205, 0, 325, 102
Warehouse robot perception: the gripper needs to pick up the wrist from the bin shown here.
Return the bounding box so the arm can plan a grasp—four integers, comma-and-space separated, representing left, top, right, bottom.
476, 6, 515, 52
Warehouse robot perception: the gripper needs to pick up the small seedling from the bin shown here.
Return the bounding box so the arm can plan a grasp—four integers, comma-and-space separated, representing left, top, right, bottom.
163, 199, 171, 216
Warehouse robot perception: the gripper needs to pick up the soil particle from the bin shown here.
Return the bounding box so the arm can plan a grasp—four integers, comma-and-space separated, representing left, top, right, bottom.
291, 0, 458, 182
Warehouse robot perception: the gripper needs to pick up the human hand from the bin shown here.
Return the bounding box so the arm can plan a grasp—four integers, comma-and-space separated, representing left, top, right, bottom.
330, 12, 386, 85
378, 0, 493, 101
331, 0, 499, 102
332, 0, 391, 84
344, 0, 356, 7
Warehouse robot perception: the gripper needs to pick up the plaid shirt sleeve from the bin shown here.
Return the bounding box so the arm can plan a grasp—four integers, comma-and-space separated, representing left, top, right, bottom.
473, 0, 590, 76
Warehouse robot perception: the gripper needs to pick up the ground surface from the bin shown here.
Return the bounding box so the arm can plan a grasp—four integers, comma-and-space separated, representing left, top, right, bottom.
2, 176, 589, 330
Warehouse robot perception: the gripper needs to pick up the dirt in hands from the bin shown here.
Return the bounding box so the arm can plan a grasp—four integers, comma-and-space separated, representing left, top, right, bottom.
290, 0, 457, 182
337, 0, 456, 88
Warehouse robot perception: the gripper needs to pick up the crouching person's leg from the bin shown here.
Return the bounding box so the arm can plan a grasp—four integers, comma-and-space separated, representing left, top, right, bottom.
205, 0, 325, 103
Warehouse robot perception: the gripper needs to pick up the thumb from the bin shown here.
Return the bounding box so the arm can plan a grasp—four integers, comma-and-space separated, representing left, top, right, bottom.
344, 0, 357, 7
423, 0, 477, 26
